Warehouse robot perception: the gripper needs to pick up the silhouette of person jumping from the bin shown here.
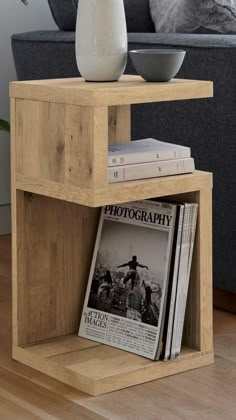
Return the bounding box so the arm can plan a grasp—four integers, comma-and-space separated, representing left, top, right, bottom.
117, 256, 148, 290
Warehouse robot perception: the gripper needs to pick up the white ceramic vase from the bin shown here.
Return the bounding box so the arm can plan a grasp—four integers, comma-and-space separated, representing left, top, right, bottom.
75, 0, 127, 82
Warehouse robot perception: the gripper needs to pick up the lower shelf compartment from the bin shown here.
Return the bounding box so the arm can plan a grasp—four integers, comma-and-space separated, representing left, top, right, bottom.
13, 334, 214, 396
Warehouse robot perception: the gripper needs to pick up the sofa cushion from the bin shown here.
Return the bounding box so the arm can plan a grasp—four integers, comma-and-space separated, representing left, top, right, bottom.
48, 0, 155, 32
150, 0, 236, 34
48, 0, 77, 31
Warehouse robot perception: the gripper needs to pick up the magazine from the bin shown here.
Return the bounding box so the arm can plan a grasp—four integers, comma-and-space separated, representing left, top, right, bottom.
161, 203, 185, 360
78, 200, 177, 360
170, 203, 198, 359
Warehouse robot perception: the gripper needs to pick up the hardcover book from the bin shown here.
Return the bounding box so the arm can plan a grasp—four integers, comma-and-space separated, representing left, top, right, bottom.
78, 200, 177, 360
108, 138, 191, 167
108, 158, 195, 183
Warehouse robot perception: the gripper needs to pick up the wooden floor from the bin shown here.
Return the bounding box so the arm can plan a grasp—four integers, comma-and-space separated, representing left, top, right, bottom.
0, 235, 235, 419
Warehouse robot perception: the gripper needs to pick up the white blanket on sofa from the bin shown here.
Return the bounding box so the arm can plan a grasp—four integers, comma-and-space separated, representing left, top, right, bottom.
149, 0, 236, 33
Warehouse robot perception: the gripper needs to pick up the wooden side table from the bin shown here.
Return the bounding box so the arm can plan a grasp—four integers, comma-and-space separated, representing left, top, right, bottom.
10, 75, 214, 396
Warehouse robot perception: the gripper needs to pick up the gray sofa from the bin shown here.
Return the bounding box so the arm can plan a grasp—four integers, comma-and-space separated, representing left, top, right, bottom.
11, 0, 236, 294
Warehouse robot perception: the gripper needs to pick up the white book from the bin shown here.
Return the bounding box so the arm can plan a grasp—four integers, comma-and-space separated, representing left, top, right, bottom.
108, 158, 195, 183
170, 203, 192, 360
108, 138, 191, 167
173, 204, 198, 357
78, 200, 177, 360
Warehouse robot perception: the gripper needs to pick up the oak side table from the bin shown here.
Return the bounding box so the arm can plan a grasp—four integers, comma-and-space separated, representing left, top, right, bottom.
10, 75, 214, 396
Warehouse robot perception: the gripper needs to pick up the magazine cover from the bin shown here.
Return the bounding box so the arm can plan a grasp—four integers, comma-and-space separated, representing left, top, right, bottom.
78, 200, 177, 360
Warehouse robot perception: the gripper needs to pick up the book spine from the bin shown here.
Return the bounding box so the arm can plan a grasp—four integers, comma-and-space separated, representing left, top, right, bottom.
108, 148, 190, 167
108, 158, 195, 183
163, 205, 184, 361
174, 204, 198, 357
170, 203, 191, 360
155, 204, 178, 360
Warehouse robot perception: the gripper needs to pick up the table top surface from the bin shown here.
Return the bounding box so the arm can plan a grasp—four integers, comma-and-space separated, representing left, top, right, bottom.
10, 75, 213, 107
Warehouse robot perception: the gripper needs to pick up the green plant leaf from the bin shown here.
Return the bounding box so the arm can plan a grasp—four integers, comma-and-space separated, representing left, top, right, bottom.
21, 0, 28, 5
0, 119, 10, 133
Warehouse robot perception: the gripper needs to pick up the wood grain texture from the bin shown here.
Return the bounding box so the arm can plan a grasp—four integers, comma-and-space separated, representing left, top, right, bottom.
182, 189, 213, 352
15, 100, 108, 190
108, 105, 131, 144
10, 76, 213, 107
11, 76, 214, 396
14, 101, 130, 192
80, 356, 236, 420
22, 335, 100, 358
0, 393, 37, 420
11, 98, 18, 348
0, 368, 106, 420
13, 339, 214, 396
0, 236, 235, 419
13, 78, 212, 197
16, 171, 213, 208
198, 189, 213, 351
65, 105, 108, 189
15, 192, 99, 346
15, 99, 66, 182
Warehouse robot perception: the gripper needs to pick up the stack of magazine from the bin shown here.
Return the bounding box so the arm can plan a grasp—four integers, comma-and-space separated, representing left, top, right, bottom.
79, 199, 198, 361
108, 138, 195, 183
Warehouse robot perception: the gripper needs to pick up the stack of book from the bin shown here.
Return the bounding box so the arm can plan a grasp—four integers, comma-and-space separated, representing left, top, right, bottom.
108, 138, 194, 183
78, 199, 198, 361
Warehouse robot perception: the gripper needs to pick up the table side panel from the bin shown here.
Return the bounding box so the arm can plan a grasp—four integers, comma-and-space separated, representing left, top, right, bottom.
15, 191, 100, 346
14, 100, 132, 192
64, 105, 108, 189
11, 98, 18, 348
15, 99, 66, 183
108, 105, 131, 144
182, 189, 213, 352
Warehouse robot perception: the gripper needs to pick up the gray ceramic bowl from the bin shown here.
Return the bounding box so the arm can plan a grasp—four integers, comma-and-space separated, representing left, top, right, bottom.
129, 49, 186, 82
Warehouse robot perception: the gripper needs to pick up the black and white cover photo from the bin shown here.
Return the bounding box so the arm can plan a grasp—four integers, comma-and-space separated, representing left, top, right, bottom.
88, 219, 167, 326
79, 201, 176, 359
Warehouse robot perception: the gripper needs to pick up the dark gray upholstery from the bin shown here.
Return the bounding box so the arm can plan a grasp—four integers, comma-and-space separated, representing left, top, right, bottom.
48, 0, 78, 31
11, 29, 236, 294
48, 0, 155, 32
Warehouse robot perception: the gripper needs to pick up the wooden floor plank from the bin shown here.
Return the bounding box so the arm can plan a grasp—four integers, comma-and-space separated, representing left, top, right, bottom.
0, 393, 38, 420
79, 357, 236, 420
0, 368, 107, 420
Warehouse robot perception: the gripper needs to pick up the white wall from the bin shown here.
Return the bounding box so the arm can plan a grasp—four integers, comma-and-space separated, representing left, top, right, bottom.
0, 0, 57, 234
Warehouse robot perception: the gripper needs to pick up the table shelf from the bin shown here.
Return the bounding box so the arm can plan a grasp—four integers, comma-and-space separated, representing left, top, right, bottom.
13, 334, 213, 396
16, 171, 212, 207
